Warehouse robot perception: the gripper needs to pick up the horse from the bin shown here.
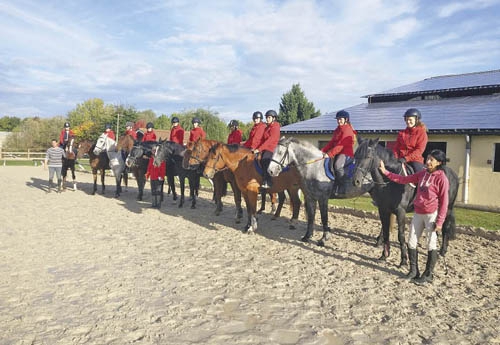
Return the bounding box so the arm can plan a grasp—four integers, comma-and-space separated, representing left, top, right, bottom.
183, 139, 288, 223
268, 137, 373, 246
153, 140, 199, 209
92, 134, 128, 198
61, 135, 77, 191
125, 140, 157, 201
352, 136, 459, 265
77, 139, 111, 195
202, 142, 303, 233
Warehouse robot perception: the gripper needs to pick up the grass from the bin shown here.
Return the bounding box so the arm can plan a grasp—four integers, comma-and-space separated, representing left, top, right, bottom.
6, 159, 498, 230
329, 196, 500, 231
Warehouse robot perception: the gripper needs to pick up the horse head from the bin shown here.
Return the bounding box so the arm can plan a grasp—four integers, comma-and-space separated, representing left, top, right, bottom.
268, 137, 294, 176
203, 142, 225, 179
65, 136, 76, 160
183, 138, 216, 169
93, 134, 116, 155
125, 144, 144, 168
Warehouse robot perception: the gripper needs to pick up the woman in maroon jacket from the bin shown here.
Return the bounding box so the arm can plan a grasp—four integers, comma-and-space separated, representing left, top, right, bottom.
393, 108, 428, 172
321, 110, 356, 194
252, 110, 280, 189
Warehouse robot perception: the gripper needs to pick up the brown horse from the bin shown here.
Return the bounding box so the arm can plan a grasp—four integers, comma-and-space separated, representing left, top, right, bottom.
77, 139, 129, 195
202, 142, 303, 233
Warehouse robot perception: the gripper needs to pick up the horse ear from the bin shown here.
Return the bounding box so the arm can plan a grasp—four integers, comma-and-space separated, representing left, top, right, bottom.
356, 134, 363, 144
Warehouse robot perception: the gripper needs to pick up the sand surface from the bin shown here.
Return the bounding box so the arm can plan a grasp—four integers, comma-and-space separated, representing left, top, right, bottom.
0, 166, 498, 345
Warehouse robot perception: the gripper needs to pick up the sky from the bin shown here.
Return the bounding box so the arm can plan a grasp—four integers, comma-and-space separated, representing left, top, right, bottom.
1, 0, 500, 123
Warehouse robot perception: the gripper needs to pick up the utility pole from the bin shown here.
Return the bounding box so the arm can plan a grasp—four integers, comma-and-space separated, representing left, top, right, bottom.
116, 113, 121, 135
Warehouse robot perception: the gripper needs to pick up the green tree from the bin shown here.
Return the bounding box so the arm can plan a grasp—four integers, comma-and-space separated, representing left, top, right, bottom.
169, 109, 228, 142
279, 84, 321, 126
0, 116, 22, 131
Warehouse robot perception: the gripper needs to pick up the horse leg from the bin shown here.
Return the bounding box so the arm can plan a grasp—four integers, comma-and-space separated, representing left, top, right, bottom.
395, 208, 408, 267
257, 190, 266, 214
440, 209, 456, 257
231, 181, 243, 223
178, 176, 185, 208
272, 191, 286, 220
168, 174, 177, 201
189, 174, 197, 209
378, 209, 392, 261
70, 163, 77, 191
270, 192, 277, 213
302, 197, 316, 242
318, 198, 331, 247
92, 169, 98, 195
243, 192, 258, 234
213, 173, 224, 216
287, 189, 301, 230
100, 169, 106, 194
114, 173, 122, 198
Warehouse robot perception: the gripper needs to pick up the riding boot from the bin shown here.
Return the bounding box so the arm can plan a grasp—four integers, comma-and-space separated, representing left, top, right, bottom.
48, 179, 53, 193
413, 250, 438, 285
73, 180, 77, 191
405, 248, 419, 280
57, 179, 62, 193
260, 174, 272, 189
151, 195, 158, 208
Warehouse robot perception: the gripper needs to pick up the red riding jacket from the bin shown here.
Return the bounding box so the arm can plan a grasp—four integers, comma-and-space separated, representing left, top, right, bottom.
243, 122, 266, 149
227, 129, 243, 144
393, 125, 427, 164
321, 124, 356, 158
189, 127, 206, 142
256, 122, 280, 153
125, 129, 137, 140
170, 125, 185, 145
59, 129, 75, 146
142, 130, 157, 142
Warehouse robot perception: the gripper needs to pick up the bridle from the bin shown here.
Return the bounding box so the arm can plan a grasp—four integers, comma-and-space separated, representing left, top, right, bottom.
188, 142, 208, 165
270, 142, 291, 171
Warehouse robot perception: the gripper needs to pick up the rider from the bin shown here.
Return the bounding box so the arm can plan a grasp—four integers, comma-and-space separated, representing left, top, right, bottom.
104, 123, 116, 140
189, 117, 206, 143
393, 108, 428, 173
125, 121, 137, 140
227, 120, 242, 144
321, 110, 356, 195
142, 122, 157, 142
252, 110, 280, 189
379, 149, 449, 285
170, 116, 185, 145
243, 111, 266, 149
59, 122, 74, 149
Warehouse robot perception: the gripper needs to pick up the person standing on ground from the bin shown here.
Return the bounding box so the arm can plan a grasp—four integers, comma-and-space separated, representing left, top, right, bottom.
45, 139, 66, 193
379, 149, 449, 285
146, 156, 166, 209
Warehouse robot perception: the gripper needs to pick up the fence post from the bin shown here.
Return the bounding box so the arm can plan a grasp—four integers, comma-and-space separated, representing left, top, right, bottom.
28, 148, 30, 160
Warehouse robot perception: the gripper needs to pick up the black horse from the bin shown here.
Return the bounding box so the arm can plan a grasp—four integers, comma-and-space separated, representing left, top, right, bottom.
153, 140, 200, 209
125, 141, 157, 201
61, 136, 77, 191
352, 137, 459, 266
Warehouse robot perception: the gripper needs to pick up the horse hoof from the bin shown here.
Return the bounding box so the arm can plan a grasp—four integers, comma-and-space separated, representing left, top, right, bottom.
301, 236, 311, 243
257, 209, 264, 214
317, 240, 325, 247
190, 205, 196, 209
378, 254, 387, 261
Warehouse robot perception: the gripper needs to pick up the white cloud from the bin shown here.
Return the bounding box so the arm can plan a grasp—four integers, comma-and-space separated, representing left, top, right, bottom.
438, 0, 500, 17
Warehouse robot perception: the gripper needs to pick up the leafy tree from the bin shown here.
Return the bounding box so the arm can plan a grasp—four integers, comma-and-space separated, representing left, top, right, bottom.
279, 84, 320, 126
0, 116, 22, 131
171, 109, 229, 142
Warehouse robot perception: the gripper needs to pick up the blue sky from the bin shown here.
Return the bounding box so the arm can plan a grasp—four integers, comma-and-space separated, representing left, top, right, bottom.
1, 0, 499, 123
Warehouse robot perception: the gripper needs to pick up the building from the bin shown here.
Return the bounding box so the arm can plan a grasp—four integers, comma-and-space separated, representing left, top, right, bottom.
281, 70, 500, 208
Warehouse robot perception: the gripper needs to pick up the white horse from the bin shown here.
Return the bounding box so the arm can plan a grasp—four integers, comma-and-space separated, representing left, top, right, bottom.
93, 134, 127, 197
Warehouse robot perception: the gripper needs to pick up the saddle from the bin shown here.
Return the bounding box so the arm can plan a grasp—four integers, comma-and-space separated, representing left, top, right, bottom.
324, 157, 355, 182
400, 162, 416, 188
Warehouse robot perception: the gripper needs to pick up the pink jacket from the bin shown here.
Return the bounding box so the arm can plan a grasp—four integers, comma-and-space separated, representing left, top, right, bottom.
383, 169, 449, 227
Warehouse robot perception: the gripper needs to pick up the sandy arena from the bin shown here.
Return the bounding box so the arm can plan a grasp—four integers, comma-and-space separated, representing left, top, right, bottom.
0, 166, 498, 345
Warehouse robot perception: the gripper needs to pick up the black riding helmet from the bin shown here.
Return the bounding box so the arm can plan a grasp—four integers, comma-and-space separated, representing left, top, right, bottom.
252, 111, 263, 120
192, 117, 201, 124
105, 123, 112, 129
146, 122, 154, 129
404, 108, 421, 120
171, 116, 180, 124
265, 110, 278, 119
335, 110, 350, 120
64, 122, 70, 128
228, 120, 239, 128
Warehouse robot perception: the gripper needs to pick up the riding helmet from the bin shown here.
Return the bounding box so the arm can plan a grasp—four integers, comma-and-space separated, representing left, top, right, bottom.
404, 108, 421, 120
171, 116, 180, 124
126, 121, 134, 127
64, 122, 70, 128
192, 117, 201, 124
335, 110, 350, 120
252, 111, 263, 120
146, 122, 154, 129
265, 110, 278, 118
105, 123, 112, 129
228, 120, 239, 128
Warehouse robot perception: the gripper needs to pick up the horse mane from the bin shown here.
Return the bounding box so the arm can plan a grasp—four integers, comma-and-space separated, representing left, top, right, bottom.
280, 136, 322, 153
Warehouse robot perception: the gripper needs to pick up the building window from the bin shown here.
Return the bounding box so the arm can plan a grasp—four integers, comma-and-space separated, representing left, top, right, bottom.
494, 144, 500, 172
424, 142, 448, 161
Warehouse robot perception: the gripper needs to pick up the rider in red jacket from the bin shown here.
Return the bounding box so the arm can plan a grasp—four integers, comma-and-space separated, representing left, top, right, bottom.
104, 124, 116, 140
189, 117, 206, 143
170, 117, 185, 145
243, 111, 266, 149
142, 122, 157, 142
321, 110, 357, 195
124, 122, 137, 140
227, 120, 243, 144
393, 108, 428, 173
59, 122, 75, 149
252, 110, 280, 189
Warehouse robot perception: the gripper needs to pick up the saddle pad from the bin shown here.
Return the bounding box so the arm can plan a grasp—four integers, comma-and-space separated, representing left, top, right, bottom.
324, 158, 335, 181
254, 160, 289, 176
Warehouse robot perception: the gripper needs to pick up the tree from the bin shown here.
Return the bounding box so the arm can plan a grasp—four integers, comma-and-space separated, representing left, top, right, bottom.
278, 84, 321, 126
170, 109, 229, 142
0, 116, 22, 131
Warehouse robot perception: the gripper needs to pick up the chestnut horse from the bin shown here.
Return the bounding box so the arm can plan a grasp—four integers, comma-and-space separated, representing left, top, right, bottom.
203, 142, 303, 233
77, 139, 113, 195
184, 139, 288, 223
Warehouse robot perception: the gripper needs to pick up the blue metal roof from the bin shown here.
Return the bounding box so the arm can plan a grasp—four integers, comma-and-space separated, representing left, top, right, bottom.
365, 70, 500, 97
281, 94, 500, 134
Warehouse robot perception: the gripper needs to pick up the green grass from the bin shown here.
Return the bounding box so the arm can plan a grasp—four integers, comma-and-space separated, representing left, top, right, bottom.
329, 196, 500, 231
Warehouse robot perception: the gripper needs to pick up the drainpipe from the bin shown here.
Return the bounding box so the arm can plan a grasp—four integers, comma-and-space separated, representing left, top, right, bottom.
464, 134, 471, 204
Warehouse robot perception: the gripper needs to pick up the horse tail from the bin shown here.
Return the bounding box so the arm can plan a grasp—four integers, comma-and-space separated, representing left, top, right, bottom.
442, 166, 459, 241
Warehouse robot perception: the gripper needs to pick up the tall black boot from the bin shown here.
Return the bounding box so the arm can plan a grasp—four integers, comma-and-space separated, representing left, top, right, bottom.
405, 248, 419, 280
57, 179, 62, 193
413, 250, 438, 285
48, 179, 53, 193
151, 195, 158, 208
